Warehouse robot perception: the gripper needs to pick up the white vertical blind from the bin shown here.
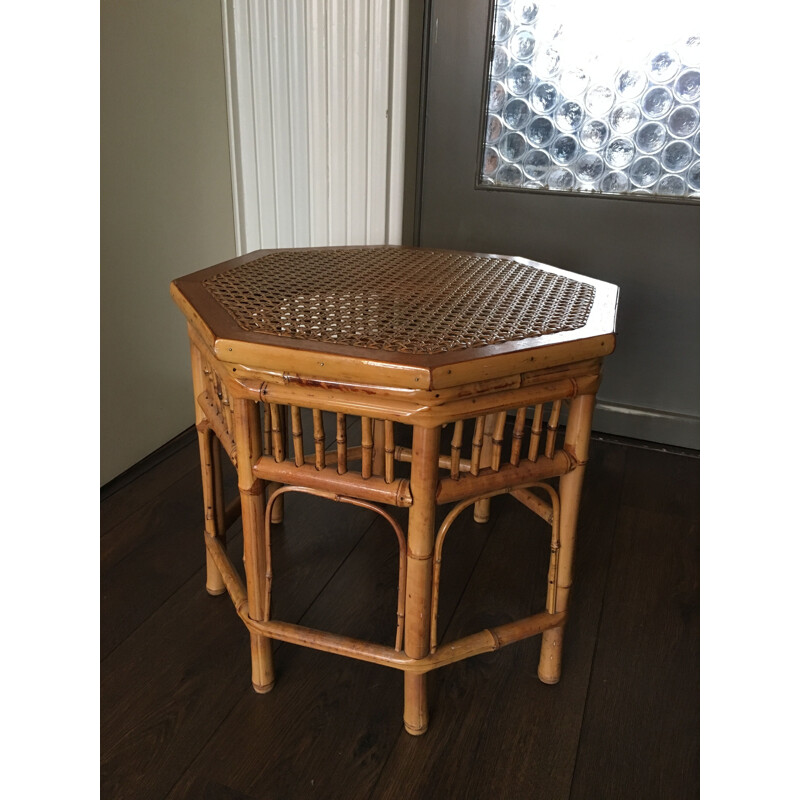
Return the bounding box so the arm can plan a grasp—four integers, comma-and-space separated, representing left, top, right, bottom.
222, 0, 409, 254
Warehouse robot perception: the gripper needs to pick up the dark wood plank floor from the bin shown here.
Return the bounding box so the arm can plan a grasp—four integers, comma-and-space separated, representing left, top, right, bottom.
101, 428, 699, 800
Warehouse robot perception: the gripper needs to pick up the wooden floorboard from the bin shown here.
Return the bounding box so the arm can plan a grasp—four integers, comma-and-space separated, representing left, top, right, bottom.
101, 430, 198, 535
369, 440, 627, 800
569, 448, 700, 800
167, 494, 496, 799
101, 433, 698, 800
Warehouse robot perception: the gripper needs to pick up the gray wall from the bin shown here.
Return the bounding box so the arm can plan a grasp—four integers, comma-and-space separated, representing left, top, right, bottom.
101, 0, 236, 485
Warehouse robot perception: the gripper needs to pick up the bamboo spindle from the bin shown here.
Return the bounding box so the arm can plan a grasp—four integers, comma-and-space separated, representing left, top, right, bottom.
510, 407, 527, 466
232, 397, 275, 693
490, 410, 508, 471
403, 424, 441, 736
372, 418, 386, 478
528, 404, 544, 462
545, 399, 563, 459
312, 409, 326, 470
450, 420, 464, 480
383, 421, 395, 483
268, 404, 285, 524
262, 403, 273, 457
361, 417, 374, 479
336, 413, 347, 475
538, 393, 594, 685
474, 413, 497, 523
269, 404, 285, 462
470, 416, 486, 476
290, 406, 305, 467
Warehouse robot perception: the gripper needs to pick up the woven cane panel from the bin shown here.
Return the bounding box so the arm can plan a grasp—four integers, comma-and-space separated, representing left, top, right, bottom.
203, 248, 595, 355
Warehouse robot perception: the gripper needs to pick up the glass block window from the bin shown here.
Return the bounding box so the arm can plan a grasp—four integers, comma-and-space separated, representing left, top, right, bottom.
479, 0, 700, 199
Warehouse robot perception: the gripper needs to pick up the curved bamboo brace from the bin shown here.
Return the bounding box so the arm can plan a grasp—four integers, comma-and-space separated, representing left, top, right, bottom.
430, 480, 561, 653
264, 485, 408, 651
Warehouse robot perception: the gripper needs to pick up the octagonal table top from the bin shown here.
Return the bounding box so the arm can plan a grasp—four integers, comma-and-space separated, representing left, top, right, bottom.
171, 246, 618, 391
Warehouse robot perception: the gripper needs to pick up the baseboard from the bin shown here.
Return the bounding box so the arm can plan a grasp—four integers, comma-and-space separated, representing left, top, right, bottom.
100, 426, 196, 501
591, 400, 699, 451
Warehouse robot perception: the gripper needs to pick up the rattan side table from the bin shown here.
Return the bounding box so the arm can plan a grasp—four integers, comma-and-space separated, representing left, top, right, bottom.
171, 245, 618, 735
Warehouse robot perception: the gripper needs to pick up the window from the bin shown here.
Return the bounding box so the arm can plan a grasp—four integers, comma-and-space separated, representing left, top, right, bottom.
479, 0, 700, 199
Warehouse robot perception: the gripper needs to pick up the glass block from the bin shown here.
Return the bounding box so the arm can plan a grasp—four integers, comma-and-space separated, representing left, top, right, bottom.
605, 137, 636, 169
550, 134, 580, 165
601, 171, 630, 193
687, 160, 700, 191
657, 174, 686, 195
530, 81, 560, 114
575, 152, 605, 183
483, 147, 501, 177
491, 46, 510, 77
522, 148, 551, 180
630, 156, 661, 187
509, 28, 537, 61
674, 69, 700, 103
661, 140, 693, 172
647, 50, 681, 84
498, 131, 528, 161
615, 68, 648, 100
609, 103, 642, 134
526, 116, 556, 147
548, 167, 576, 190
585, 84, 615, 117
488, 80, 507, 113
486, 114, 504, 145
502, 97, 532, 129
554, 101, 585, 133
507, 63, 535, 96
560, 68, 590, 99
479, 0, 700, 199
635, 121, 667, 154
494, 9, 513, 41
535, 47, 561, 77
667, 105, 700, 138
641, 87, 674, 120
496, 162, 524, 185
579, 118, 610, 150
512, 1, 539, 25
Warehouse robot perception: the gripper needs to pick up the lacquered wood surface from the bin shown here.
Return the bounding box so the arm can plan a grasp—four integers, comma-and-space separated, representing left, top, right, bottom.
171, 246, 618, 391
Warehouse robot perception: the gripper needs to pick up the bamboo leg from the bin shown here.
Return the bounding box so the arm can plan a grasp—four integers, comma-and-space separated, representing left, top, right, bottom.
197, 427, 226, 595
538, 393, 595, 685
191, 340, 228, 596
473, 413, 497, 523
403, 424, 441, 735
234, 397, 275, 693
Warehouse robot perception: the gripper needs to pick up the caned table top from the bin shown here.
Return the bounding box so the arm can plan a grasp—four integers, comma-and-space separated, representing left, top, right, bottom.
171, 246, 618, 391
